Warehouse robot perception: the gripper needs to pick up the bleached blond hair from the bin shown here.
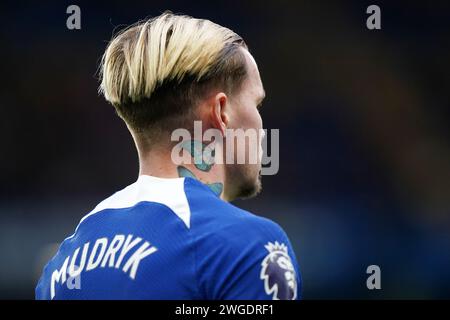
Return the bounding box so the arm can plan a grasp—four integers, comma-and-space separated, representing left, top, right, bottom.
99, 12, 248, 138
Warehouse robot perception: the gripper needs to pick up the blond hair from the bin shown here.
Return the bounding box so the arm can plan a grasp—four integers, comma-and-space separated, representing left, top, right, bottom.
99, 12, 247, 136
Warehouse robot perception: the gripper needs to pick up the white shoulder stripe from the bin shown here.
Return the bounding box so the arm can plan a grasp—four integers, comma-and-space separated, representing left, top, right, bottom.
81, 175, 191, 228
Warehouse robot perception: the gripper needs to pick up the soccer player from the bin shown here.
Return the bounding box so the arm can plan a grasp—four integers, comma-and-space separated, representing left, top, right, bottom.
35, 12, 302, 300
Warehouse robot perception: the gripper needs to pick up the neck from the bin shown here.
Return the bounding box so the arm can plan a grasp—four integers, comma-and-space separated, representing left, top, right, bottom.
138, 140, 227, 200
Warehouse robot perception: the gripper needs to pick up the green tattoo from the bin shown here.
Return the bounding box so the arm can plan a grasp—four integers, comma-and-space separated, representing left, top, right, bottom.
177, 140, 223, 196
180, 140, 215, 172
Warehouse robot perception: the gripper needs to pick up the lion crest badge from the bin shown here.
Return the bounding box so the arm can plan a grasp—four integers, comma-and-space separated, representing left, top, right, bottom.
260, 241, 297, 300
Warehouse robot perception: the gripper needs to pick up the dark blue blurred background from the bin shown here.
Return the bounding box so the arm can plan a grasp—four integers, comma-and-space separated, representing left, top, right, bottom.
0, 0, 449, 299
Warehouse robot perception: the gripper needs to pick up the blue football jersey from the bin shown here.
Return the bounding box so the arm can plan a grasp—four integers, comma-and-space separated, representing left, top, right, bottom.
35, 175, 302, 300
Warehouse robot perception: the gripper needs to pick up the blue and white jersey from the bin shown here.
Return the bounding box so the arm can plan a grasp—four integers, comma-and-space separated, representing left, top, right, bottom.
35, 175, 302, 300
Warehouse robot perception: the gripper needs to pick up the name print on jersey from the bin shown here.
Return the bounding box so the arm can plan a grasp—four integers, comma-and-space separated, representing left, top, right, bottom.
50, 234, 157, 299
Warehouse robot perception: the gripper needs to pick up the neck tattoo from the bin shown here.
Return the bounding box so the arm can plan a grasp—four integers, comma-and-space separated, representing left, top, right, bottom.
176, 140, 223, 196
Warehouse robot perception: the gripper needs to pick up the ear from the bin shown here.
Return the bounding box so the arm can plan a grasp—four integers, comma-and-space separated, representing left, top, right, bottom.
211, 92, 229, 135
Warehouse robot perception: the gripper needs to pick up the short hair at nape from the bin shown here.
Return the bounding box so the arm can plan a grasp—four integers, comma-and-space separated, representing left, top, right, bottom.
99, 12, 248, 141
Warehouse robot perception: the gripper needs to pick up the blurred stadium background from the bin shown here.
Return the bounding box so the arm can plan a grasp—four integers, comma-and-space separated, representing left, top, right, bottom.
0, 0, 449, 299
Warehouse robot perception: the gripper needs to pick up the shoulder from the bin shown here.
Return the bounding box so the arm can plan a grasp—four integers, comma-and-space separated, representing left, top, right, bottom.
183, 177, 286, 239
183, 178, 301, 300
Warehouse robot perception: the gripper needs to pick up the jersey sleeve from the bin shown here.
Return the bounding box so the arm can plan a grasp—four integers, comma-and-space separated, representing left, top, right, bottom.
194, 213, 302, 300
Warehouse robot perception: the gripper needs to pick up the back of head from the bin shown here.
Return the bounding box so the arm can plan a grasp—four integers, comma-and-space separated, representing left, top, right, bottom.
99, 12, 248, 146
